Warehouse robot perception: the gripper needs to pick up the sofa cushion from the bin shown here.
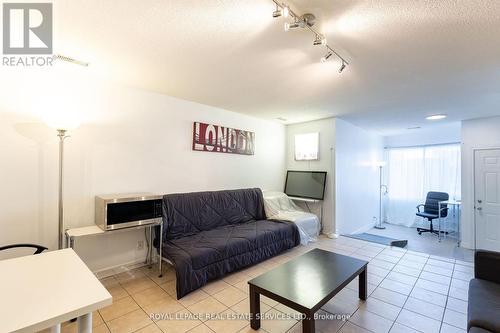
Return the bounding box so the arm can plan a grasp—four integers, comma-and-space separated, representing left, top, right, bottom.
468, 278, 500, 332
469, 327, 494, 333
163, 219, 300, 298
163, 188, 266, 240
164, 219, 297, 270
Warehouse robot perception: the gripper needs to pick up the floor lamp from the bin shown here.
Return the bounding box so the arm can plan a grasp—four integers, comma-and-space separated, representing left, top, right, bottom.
374, 161, 387, 230
56, 129, 69, 249
47, 121, 79, 250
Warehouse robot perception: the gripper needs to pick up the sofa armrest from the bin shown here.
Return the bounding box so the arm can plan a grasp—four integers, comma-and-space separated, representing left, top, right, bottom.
475, 250, 500, 284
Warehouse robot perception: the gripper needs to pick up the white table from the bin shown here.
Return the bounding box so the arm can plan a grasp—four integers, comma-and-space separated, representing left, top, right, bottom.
65, 222, 163, 277
438, 200, 462, 245
0, 249, 112, 333
289, 197, 323, 229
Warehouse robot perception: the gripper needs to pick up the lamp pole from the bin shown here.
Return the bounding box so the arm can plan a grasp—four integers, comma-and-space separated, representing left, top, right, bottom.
375, 165, 386, 230
57, 129, 69, 249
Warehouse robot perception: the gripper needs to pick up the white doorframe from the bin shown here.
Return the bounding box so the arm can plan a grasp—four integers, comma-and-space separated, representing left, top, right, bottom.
473, 147, 500, 250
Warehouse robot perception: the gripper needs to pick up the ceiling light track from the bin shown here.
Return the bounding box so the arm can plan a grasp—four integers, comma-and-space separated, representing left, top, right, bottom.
270, 0, 349, 72
53, 54, 89, 67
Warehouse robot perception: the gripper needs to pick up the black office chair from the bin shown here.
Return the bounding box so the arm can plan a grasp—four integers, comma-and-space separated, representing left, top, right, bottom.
0, 244, 47, 255
416, 192, 449, 236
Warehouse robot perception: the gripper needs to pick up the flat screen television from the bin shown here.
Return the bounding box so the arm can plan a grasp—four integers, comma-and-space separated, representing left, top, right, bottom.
284, 170, 327, 200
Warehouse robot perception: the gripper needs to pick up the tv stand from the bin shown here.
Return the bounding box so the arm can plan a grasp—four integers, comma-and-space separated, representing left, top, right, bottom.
65, 222, 163, 277
289, 197, 323, 231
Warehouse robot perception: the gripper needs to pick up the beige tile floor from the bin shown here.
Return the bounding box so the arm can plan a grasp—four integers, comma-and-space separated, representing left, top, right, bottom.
367, 224, 474, 262
44, 236, 473, 333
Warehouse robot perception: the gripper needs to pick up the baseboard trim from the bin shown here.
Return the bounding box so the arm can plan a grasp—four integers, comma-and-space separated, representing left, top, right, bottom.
350, 223, 376, 235
460, 241, 474, 250
94, 257, 152, 279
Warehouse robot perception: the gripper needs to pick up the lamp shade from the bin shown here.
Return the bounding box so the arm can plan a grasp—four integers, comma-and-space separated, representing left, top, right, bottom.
43, 103, 81, 130
44, 116, 81, 130
39, 74, 85, 131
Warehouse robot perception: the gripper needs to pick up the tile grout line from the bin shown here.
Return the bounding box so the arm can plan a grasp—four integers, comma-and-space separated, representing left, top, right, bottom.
114, 266, 192, 333
381, 246, 416, 333
321, 240, 370, 333
343, 243, 403, 333
438, 260, 455, 333
367, 246, 460, 332
335, 242, 378, 333
397, 255, 460, 333
124, 270, 169, 333
393, 252, 430, 332
372, 253, 466, 332
98, 237, 468, 333
439, 261, 469, 332
365, 244, 400, 333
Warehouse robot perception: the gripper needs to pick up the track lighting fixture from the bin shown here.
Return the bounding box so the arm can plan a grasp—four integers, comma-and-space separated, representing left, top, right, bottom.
321, 51, 333, 63
270, 0, 349, 73
272, 4, 282, 18
338, 59, 346, 73
313, 35, 327, 46
283, 5, 289, 18
284, 20, 300, 31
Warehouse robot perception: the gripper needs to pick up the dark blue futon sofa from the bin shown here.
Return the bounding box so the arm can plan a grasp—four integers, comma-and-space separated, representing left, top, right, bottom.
156, 188, 300, 299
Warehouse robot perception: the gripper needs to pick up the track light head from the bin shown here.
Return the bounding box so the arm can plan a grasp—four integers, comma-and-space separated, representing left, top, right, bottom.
338, 60, 347, 73
313, 35, 326, 46
268, 0, 349, 72
272, 4, 282, 18
283, 5, 290, 18
321, 51, 333, 63
284, 21, 300, 31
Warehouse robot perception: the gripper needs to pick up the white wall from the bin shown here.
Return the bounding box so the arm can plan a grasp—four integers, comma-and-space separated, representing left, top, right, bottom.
0, 73, 286, 271
461, 116, 500, 249
384, 122, 461, 148
285, 118, 336, 236
335, 119, 384, 234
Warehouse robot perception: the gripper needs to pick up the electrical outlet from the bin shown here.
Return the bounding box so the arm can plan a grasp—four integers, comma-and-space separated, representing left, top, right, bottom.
137, 240, 145, 250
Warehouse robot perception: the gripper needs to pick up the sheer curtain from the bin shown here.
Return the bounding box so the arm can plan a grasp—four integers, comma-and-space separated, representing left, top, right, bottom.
384, 144, 461, 227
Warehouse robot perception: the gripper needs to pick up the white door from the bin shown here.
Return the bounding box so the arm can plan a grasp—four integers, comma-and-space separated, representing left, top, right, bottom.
475, 149, 500, 251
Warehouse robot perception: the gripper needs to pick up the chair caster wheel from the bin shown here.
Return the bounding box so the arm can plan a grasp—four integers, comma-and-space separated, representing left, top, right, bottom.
418, 232, 422, 235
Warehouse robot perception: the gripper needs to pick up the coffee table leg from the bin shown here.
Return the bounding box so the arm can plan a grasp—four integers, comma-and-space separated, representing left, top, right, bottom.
302, 312, 315, 333
359, 267, 367, 300
249, 285, 261, 330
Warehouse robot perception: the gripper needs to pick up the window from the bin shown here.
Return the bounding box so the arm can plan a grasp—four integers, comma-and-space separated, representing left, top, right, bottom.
295, 132, 319, 160
384, 144, 461, 227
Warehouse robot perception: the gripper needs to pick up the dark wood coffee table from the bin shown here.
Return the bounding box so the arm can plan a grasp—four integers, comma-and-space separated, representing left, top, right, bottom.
248, 248, 368, 333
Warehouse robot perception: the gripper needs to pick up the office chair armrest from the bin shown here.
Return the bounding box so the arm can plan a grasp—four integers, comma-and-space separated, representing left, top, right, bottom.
416, 204, 424, 212
0, 244, 48, 255
475, 250, 500, 284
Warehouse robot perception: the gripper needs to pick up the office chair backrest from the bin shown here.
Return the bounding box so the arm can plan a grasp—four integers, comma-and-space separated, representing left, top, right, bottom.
0, 244, 48, 257
424, 192, 449, 217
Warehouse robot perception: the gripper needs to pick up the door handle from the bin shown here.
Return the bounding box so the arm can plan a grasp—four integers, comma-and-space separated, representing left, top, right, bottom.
477, 207, 483, 211
478, 200, 483, 203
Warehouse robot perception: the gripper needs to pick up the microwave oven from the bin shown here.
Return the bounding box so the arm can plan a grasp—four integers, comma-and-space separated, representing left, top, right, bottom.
95, 193, 163, 231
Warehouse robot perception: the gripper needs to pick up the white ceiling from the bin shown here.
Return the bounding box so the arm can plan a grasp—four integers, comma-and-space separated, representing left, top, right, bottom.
54, 0, 500, 135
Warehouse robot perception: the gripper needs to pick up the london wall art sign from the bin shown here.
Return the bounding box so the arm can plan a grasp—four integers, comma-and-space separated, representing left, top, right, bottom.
192, 122, 255, 155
